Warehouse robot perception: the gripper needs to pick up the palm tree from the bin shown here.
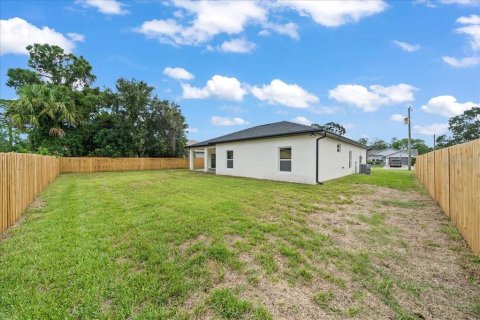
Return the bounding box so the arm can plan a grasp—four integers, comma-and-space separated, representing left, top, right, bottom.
7, 84, 77, 138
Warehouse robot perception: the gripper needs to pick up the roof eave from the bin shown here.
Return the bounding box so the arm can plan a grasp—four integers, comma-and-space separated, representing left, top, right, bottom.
187, 129, 323, 148
187, 129, 366, 149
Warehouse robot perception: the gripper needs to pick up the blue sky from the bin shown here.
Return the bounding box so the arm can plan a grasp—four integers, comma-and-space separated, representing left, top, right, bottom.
1, 0, 479, 145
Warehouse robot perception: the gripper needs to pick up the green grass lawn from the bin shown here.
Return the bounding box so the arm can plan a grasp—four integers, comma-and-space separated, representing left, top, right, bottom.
0, 169, 477, 319
333, 168, 421, 191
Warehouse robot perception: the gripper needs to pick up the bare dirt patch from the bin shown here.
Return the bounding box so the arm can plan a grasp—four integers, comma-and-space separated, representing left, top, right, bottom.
0, 198, 45, 242
190, 185, 480, 319
179, 234, 211, 256
28, 197, 46, 210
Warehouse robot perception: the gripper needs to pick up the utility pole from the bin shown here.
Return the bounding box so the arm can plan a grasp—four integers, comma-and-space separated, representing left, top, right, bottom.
407, 106, 412, 171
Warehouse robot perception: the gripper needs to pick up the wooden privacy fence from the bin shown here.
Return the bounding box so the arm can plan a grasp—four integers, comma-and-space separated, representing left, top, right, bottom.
415, 139, 480, 255
0, 153, 60, 233
1, 154, 204, 233
61, 157, 203, 173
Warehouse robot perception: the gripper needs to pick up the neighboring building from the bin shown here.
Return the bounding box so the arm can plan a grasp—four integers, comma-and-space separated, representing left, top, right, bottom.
367, 148, 418, 166
187, 121, 366, 184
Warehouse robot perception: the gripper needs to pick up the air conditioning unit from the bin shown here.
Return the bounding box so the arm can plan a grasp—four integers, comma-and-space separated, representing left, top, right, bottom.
360, 164, 371, 174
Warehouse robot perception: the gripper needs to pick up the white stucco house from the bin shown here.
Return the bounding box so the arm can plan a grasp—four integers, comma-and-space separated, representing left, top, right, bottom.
187, 121, 367, 184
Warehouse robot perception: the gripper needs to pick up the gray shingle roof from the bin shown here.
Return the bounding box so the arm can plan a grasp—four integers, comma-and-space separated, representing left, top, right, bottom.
368, 148, 418, 157
188, 121, 365, 148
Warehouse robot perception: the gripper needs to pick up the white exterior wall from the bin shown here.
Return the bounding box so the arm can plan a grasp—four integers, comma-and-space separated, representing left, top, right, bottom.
317, 137, 367, 182
212, 134, 366, 184
215, 135, 317, 184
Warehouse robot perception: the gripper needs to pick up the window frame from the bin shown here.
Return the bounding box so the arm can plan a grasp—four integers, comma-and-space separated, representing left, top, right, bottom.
337, 144, 341, 152
279, 146, 292, 172
226, 150, 234, 169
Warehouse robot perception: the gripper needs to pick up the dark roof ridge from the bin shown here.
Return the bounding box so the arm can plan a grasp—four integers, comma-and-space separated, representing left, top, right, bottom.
188, 121, 365, 149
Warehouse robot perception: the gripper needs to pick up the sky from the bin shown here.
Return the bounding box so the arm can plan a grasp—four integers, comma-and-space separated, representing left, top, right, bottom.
1, 0, 479, 145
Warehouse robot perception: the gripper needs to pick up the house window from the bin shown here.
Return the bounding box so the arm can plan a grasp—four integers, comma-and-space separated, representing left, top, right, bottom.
279, 147, 292, 172
349, 151, 352, 168
226, 150, 234, 169
337, 144, 341, 152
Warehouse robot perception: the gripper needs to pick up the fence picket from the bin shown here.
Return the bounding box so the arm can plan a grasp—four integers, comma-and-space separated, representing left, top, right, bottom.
415, 139, 479, 255
1, 154, 204, 233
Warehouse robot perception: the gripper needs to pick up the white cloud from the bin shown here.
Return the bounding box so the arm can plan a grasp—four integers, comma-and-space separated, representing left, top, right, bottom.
455, 20, 480, 52
262, 22, 299, 39
67, 32, 85, 42
417, 0, 479, 7
441, 14, 480, 68
251, 79, 319, 108
163, 67, 194, 80
390, 114, 406, 122
187, 127, 198, 133
414, 0, 438, 8
329, 83, 416, 112
277, 0, 387, 27
421, 95, 478, 117
413, 123, 449, 135
76, 0, 128, 15
258, 30, 271, 36
135, 1, 266, 45
211, 116, 249, 126
182, 83, 209, 99
457, 14, 480, 25
442, 56, 480, 67
218, 38, 256, 53
136, 1, 386, 48
393, 40, 420, 52
440, 0, 480, 5
0, 18, 83, 55
135, 19, 183, 46
182, 75, 246, 101
291, 116, 312, 126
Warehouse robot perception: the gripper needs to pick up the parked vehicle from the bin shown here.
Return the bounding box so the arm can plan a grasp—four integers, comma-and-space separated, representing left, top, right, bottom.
389, 157, 402, 167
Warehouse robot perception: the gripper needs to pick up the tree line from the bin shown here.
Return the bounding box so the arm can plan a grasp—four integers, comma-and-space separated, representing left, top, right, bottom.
356, 107, 479, 154
311, 107, 479, 155
0, 44, 188, 157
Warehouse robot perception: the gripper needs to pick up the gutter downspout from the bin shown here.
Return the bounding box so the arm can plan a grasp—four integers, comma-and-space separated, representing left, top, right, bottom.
316, 132, 328, 185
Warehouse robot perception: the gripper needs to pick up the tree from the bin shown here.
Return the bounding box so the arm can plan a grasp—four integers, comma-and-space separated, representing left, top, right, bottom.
4, 43, 188, 157
358, 137, 368, 146
146, 99, 187, 157
6, 84, 79, 154
0, 101, 30, 153
26, 44, 95, 89
6, 68, 41, 90
311, 122, 346, 135
112, 78, 154, 157
448, 107, 480, 144
7, 84, 77, 136
435, 107, 480, 148
88, 79, 187, 158
391, 138, 431, 155
435, 135, 453, 149
5, 44, 100, 155
369, 138, 390, 150
5, 44, 109, 156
